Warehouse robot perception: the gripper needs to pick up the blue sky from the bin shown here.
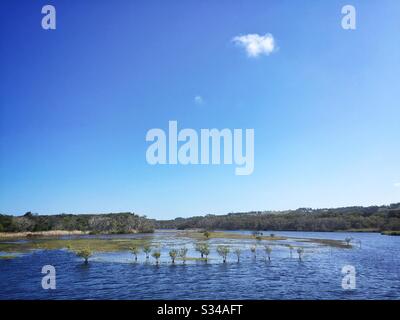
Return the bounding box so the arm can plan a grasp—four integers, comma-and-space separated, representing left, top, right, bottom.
1, 0, 399, 219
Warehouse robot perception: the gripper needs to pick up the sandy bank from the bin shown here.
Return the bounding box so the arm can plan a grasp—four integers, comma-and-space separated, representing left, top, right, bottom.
0, 230, 88, 239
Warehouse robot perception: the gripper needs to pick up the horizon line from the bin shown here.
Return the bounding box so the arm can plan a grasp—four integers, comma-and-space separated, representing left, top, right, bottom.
3, 201, 399, 219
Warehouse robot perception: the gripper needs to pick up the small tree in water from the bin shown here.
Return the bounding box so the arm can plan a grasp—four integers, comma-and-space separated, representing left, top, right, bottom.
130, 245, 140, 262
179, 247, 188, 264
199, 243, 210, 262
345, 237, 352, 247
143, 245, 151, 259
169, 249, 178, 264
250, 245, 257, 259
152, 250, 161, 265
203, 231, 211, 239
234, 248, 242, 262
288, 245, 293, 258
76, 248, 92, 264
252, 231, 262, 238
297, 247, 304, 261
195, 242, 205, 258
217, 245, 230, 263
264, 245, 272, 261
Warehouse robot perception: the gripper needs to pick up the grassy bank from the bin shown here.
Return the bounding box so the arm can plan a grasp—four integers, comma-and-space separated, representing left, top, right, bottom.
0, 230, 88, 239
0, 237, 153, 253
180, 231, 286, 241
0, 229, 352, 255
179, 230, 349, 248
381, 231, 400, 236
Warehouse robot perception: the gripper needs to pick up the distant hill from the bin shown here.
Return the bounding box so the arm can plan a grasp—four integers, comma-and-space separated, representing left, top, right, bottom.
2, 203, 400, 234
0, 212, 154, 234
155, 203, 400, 232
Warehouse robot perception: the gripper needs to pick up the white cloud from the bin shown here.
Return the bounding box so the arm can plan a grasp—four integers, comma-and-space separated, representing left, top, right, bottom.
233, 33, 276, 57
394, 182, 400, 188
194, 95, 204, 105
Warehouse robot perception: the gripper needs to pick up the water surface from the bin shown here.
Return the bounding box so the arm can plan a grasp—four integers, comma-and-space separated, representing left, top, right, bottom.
0, 231, 399, 299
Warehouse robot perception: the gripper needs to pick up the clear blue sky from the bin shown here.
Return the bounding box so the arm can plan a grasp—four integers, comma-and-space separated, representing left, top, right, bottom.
1, 0, 399, 219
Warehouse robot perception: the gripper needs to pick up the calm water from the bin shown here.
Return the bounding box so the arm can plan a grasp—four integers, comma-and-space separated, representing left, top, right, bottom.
0, 231, 399, 300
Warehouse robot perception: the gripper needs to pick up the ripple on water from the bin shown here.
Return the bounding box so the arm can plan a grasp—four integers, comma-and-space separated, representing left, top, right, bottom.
0, 231, 399, 299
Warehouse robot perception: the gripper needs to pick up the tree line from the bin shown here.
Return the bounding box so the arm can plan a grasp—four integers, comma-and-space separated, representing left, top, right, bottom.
155, 203, 400, 232
0, 212, 154, 234
1, 203, 399, 234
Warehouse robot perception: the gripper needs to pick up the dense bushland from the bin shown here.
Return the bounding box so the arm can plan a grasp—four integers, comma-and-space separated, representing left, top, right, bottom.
0, 212, 154, 234
2, 203, 399, 234
155, 203, 400, 232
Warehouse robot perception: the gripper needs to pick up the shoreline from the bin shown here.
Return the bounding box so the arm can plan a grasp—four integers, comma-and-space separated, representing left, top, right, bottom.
0, 228, 398, 240
0, 230, 89, 239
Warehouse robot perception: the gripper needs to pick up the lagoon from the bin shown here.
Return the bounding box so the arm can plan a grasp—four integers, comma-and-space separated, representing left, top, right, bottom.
0, 230, 399, 299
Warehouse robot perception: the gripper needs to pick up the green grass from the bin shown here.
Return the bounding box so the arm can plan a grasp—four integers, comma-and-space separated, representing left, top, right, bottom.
292, 237, 351, 248
180, 231, 286, 241
0, 238, 152, 253
340, 228, 380, 233
0, 230, 351, 255
179, 230, 348, 248
381, 231, 400, 236
0, 255, 18, 260
176, 256, 208, 261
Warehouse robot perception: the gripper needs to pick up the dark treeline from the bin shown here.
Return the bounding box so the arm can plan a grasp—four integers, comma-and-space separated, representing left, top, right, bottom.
156, 203, 400, 232
0, 212, 154, 234
2, 203, 400, 234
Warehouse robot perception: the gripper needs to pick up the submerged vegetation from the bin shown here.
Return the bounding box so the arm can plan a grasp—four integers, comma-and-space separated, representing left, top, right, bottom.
264, 245, 272, 261
0, 255, 17, 260
179, 247, 188, 264
143, 245, 151, 259
181, 231, 285, 241
234, 248, 242, 262
195, 242, 210, 260
76, 248, 92, 264
288, 245, 294, 258
297, 247, 304, 261
130, 245, 140, 261
345, 237, 353, 247
169, 249, 178, 264
151, 249, 161, 265
0, 237, 151, 253
216, 245, 230, 263
0, 228, 359, 267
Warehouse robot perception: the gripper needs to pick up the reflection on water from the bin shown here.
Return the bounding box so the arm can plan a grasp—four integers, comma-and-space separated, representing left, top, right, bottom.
0, 231, 399, 299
